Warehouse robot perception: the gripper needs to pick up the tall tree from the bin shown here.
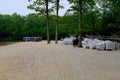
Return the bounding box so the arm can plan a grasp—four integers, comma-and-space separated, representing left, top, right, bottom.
78, 0, 82, 47
27, 0, 52, 43
67, 0, 83, 47
55, 0, 59, 44
45, 0, 50, 43
49, 0, 63, 43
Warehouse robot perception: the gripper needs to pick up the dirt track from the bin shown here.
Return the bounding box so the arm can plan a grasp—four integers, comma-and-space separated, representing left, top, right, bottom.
0, 42, 120, 80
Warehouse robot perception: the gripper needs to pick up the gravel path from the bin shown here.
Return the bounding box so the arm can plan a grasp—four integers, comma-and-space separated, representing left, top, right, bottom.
0, 42, 120, 80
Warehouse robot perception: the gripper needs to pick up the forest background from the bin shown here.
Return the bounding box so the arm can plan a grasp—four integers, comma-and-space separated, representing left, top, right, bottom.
0, 0, 119, 41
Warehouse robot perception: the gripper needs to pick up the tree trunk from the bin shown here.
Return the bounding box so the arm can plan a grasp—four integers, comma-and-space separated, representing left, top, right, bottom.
55, 0, 59, 44
46, 0, 50, 44
91, 13, 95, 36
78, 0, 82, 47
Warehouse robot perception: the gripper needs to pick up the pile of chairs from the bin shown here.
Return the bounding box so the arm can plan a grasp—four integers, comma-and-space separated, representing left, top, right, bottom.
61, 36, 76, 45
82, 38, 120, 50
61, 37, 120, 51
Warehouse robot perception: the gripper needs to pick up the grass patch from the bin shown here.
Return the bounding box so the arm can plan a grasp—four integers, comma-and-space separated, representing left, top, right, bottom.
0, 42, 17, 46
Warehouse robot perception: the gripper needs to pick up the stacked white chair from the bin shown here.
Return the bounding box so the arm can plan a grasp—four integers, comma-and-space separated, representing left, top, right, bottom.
105, 41, 115, 50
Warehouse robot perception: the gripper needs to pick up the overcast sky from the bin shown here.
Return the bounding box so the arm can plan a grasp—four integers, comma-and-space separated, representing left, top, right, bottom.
0, 0, 70, 16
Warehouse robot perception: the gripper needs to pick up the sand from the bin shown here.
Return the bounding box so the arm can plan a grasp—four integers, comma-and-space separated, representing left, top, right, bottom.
0, 41, 120, 80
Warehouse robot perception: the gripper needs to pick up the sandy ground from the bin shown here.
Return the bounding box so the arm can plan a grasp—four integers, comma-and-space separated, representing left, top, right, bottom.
0, 41, 120, 80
